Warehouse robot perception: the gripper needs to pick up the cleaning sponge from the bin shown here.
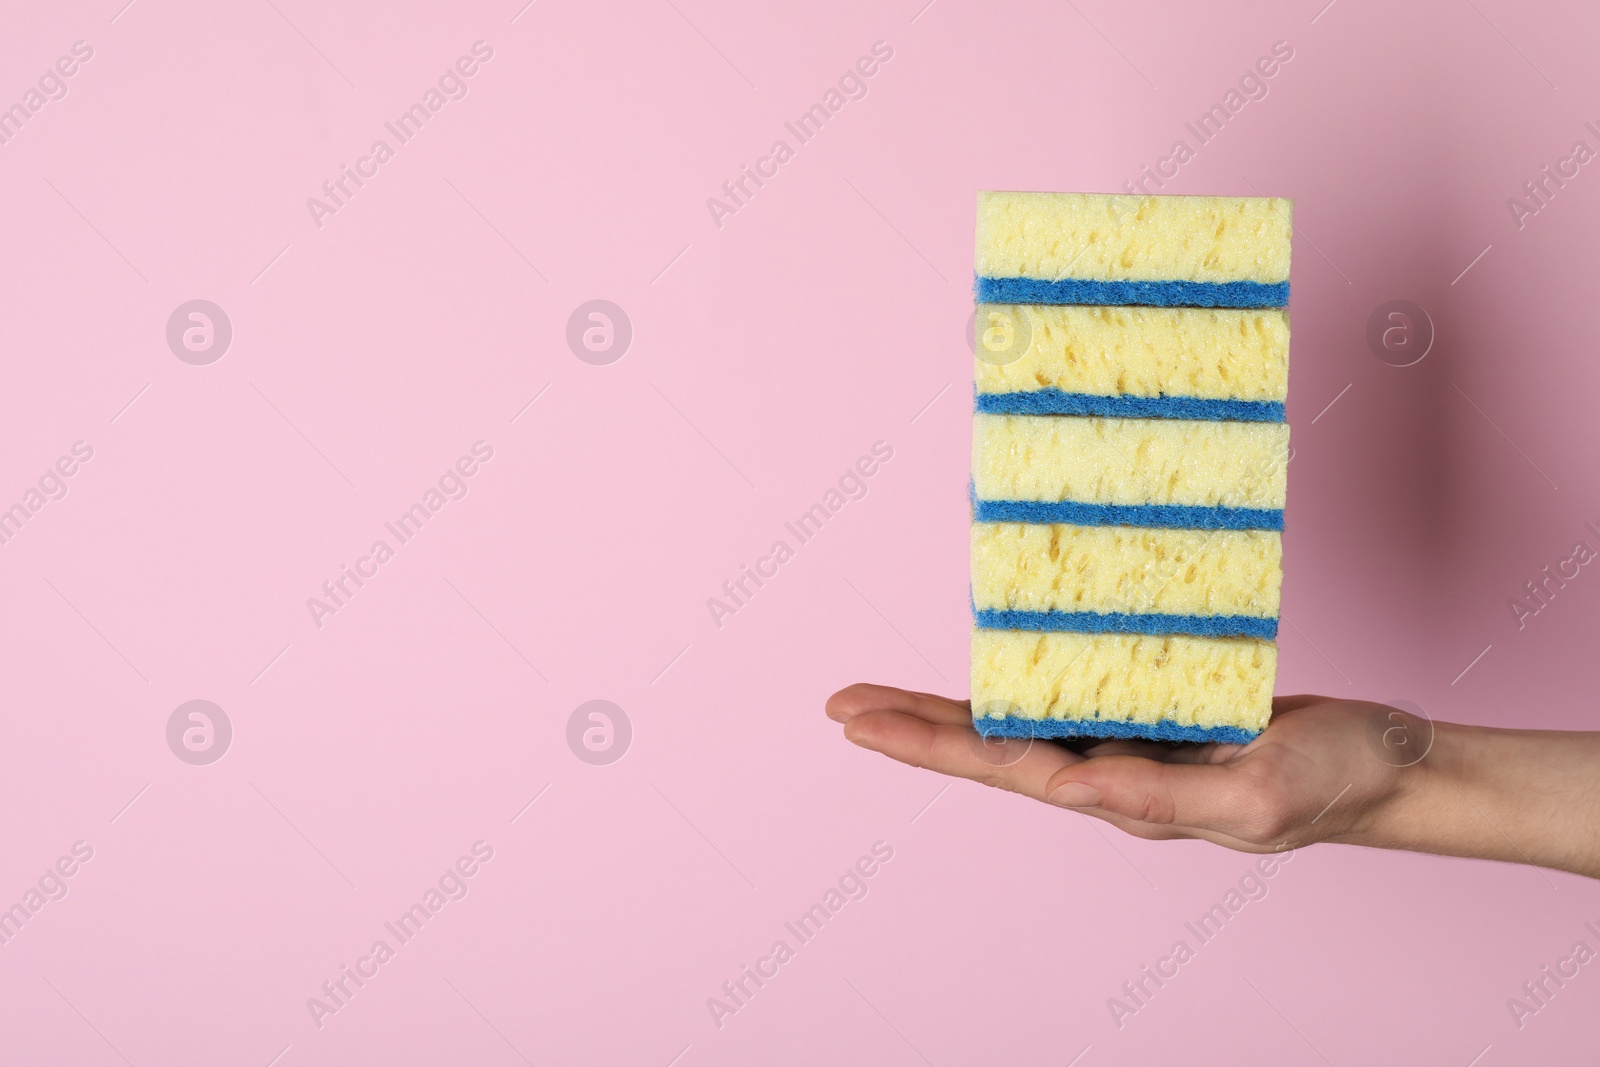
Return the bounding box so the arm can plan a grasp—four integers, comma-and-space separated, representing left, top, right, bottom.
970, 629, 1276, 742
970, 522, 1281, 638
971, 413, 1288, 529
974, 304, 1289, 422
975, 191, 1292, 308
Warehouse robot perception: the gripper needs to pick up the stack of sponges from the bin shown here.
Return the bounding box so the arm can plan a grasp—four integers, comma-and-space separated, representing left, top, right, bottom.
970, 191, 1291, 744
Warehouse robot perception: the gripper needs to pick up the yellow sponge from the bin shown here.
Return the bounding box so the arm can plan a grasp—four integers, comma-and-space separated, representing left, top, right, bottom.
970, 629, 1275, 739
970, 522, 1282, 619
974, 304, 1289, 404
972, 413, 1288, 511
976, 191, 1291, 285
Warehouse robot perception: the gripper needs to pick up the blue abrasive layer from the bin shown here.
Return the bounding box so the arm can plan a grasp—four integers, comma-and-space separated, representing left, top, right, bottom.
976, 277, 1289, 308
972, 498, 1284, 531
973, 608, 1278, 639
973, 716, 1260, 745
975, 389, 1284, 422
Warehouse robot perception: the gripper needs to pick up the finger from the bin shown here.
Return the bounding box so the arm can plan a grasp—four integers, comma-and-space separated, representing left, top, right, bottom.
826, 683, 971, 727
1073, 809, 1264, 849
843, 709, 1079, 799
1099, 817, 1292, 854
1044, 790, 1275, 850
840, 711, 1212, 840
1075, 738, 1242, 764
1271, 694, 1326, 714
844, 710, 1291, 852
1044, 755, 1281, 842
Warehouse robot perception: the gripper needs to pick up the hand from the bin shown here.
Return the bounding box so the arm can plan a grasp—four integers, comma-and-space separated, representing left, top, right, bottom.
825, 684, 1431, 855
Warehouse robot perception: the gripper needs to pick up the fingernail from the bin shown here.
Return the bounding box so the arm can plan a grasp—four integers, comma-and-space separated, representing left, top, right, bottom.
1048, 782, 1101, 808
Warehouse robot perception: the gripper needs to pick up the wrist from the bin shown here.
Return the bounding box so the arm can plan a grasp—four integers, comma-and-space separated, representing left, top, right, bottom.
1306, 706, 1451, 853
1348, 718, 1465, 853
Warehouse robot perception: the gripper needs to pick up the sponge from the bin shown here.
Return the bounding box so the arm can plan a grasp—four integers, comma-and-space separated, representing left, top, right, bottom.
974, 305, 1289, 422
972, 413, 1288, 530
970, 629, 1275, 742
975, 191, 1291, 307
971, 522, 1281, 638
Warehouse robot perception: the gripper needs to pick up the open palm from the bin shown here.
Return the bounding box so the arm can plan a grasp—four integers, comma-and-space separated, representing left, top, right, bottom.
826, 684, 1421, 854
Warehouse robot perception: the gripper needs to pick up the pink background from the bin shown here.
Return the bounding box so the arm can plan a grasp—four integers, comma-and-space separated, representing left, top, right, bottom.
2, 0, 1599, 1063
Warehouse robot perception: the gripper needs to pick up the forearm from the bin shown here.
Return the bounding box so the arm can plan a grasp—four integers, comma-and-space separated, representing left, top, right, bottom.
1353, 722, 1600, 878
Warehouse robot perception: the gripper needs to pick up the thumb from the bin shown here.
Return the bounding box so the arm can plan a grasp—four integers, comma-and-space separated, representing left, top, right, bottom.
1044, 756, 1283, 843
